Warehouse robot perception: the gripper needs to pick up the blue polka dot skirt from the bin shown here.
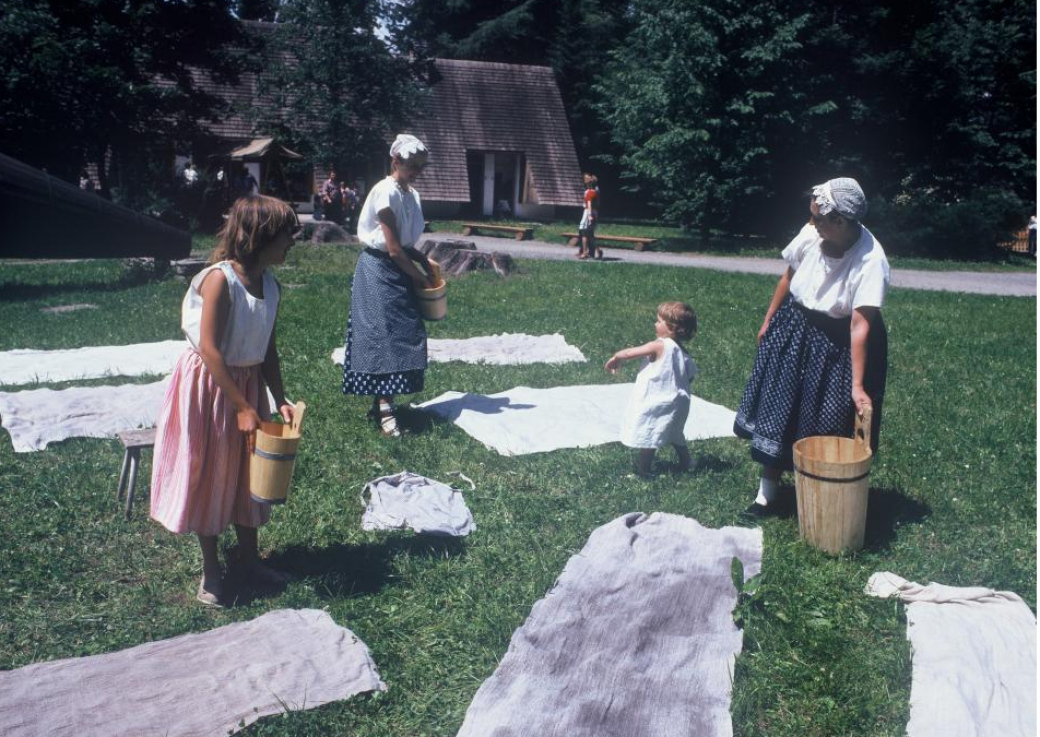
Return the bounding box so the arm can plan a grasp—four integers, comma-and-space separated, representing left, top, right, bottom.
734, 296, 887, 469
341, 250, 427, 399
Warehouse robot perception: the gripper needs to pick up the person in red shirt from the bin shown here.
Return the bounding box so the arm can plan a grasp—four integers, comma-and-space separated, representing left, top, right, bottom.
578, 173, 601, 260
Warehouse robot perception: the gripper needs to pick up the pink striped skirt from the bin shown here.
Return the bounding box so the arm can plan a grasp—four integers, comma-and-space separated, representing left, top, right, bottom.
150, 350, 271, 536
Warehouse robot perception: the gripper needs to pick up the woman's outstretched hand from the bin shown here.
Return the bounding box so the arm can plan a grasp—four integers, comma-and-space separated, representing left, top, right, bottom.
604, 355, 621, 374
277, 403, 295, 424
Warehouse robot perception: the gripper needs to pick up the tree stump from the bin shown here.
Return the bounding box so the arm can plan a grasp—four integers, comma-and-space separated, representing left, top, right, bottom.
418, 239, 518, 277
309, 222, 353, 244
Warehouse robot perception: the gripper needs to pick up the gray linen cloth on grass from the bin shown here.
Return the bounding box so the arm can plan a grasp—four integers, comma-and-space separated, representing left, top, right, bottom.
362, 471, 476, 536
0, 609, 386, 737
456, 512, 762, 737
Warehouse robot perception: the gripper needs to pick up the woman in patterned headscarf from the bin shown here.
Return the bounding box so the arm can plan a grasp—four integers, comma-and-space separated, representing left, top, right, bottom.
341, 134, 436, 437
734, 177, 890, 515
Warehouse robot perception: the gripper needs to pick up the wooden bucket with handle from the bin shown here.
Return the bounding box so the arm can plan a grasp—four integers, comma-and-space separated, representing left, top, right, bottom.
792, 407, 873, 554
250, 401, 306, 505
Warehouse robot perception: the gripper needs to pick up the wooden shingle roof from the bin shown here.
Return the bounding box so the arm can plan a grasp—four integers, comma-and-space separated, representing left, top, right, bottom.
406, 59, 583, 206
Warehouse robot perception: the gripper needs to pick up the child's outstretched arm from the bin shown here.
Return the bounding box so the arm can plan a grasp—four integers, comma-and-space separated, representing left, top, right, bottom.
197, 269, 263, 441
604, 340, 665, 373
261, 323, 294, 424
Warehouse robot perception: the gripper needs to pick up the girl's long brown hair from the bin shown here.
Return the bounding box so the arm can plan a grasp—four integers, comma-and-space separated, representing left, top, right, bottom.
210, 195, 298, 267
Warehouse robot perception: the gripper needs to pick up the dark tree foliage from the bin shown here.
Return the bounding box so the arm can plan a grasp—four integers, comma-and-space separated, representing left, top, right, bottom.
0, 0, 252, 203
255, 0, 421, 173
596, 0, 1036, 252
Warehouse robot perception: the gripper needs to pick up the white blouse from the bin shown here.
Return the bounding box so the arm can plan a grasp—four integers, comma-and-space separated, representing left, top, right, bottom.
181, 261, 279, 367
357, 176, 425, 250
783, 223, 890, 318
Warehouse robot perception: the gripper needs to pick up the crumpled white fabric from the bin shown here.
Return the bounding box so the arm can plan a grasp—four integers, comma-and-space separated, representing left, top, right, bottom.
332, 333, 586, 367
361, 471, 476, 537
417, 383, 736, 456
0, 341, 186, 386
0, 379, 170, 452
865, 571, 1037, 737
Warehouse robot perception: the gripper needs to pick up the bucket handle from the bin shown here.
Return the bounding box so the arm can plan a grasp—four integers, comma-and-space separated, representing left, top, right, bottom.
290, 401, 306, 435
854, 405, 873, 453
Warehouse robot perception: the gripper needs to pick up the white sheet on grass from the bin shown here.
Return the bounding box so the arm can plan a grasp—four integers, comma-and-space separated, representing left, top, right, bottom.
361, 471, 476, 536
865, 571, 1037, 737
0, 379, 169, 452
456, 512, 762, 736
416, 383, 736, 456
331, 332, 586, 366
0, 340, 186, 386
0, 608, 386, 737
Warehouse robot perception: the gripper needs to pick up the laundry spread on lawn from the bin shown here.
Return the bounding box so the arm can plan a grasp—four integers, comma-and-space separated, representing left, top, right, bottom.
0, 340, 186, 386
865, 571, 1037, 737
0, 609, 386, 737
456, 513, 762, 736
361, 471, 477, 536
0, 378, 170, 452
332, 332, 586, 366
416, 383, 736, 455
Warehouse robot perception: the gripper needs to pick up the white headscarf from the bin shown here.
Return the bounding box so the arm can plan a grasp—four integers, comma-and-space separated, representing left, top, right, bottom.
811, 177, 868, 221
390, 134, 427, 160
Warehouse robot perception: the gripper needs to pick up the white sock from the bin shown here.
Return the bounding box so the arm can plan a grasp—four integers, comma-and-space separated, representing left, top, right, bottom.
754, 475, 779, 506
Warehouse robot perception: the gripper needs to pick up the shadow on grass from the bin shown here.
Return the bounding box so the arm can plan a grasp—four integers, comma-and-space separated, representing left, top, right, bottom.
864, 486, 930, 551
0, 278, 148, 302
264, 535, 467, 600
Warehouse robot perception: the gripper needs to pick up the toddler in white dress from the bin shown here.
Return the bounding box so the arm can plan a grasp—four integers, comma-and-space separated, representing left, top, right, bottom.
605, 301, 698, 476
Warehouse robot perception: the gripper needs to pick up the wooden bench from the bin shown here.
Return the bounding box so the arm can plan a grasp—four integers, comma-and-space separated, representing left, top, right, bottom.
115, 428, 156, 519
461, 222, 534, 240
561, 233, 658, 252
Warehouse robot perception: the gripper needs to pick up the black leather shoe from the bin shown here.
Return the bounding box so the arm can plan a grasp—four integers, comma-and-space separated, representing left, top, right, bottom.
741, 502, 773, 519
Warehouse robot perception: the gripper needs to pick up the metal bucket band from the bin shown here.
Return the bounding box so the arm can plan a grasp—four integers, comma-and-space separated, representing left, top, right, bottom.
794, 466, 870, 484
250, 493, 287, 505
253, 447, 297, 462
416, 292, 444, 301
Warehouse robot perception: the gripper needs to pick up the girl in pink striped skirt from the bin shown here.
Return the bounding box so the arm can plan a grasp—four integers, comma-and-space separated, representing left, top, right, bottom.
150, 195, 299, 606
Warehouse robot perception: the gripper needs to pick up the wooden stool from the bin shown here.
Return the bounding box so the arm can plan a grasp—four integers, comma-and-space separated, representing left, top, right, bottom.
116, 428, 156, 519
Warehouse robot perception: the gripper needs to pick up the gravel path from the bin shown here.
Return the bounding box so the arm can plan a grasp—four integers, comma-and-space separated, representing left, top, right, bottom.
425, 232, 1036, 298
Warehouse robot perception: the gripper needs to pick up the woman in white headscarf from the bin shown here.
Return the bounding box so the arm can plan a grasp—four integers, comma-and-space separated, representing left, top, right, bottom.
734, 177, 890, 515
341, 134, 436, 437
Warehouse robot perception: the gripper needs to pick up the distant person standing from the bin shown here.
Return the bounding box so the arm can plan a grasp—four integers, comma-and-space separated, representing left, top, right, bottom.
183, 162, 199, 188
322, 169, 343, 225
79, 168, 93, 191
578, 173, 600, 260
1028, 215, 1036, 256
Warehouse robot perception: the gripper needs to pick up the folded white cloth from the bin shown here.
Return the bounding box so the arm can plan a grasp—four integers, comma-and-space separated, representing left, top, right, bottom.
865, 572, 1037, 737
417, 383, 736, 455
457, 513, 762, 736
361, 471, 476, 536
332, 332, 585, 366
0, 340, 186, 386
0, 379, 169, 452
0, 608, 386, 737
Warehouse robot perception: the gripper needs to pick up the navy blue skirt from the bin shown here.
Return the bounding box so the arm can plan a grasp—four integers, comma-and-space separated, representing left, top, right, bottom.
342, 249, 427, 398
734, 297, 887, 470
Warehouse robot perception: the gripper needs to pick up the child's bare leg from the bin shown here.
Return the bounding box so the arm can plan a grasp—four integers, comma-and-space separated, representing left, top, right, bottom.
234, 524, 290, 585
197, 534, 222, 596
673, 443, 692, 471
636, 448, 656, 476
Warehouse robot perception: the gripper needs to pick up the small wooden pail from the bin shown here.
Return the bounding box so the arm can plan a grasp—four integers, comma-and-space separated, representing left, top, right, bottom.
792, 407, 873, 554
249, 402, 305, 505
416, 258, 447, 321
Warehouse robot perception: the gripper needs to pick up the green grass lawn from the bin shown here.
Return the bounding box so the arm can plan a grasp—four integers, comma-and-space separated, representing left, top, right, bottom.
429, 218, 1038, 272
0, 246, 1035, 736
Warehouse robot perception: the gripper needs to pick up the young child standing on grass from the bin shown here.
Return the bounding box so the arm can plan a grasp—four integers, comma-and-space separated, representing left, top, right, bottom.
150, 195, 298, 607
605, 301, 699, 476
